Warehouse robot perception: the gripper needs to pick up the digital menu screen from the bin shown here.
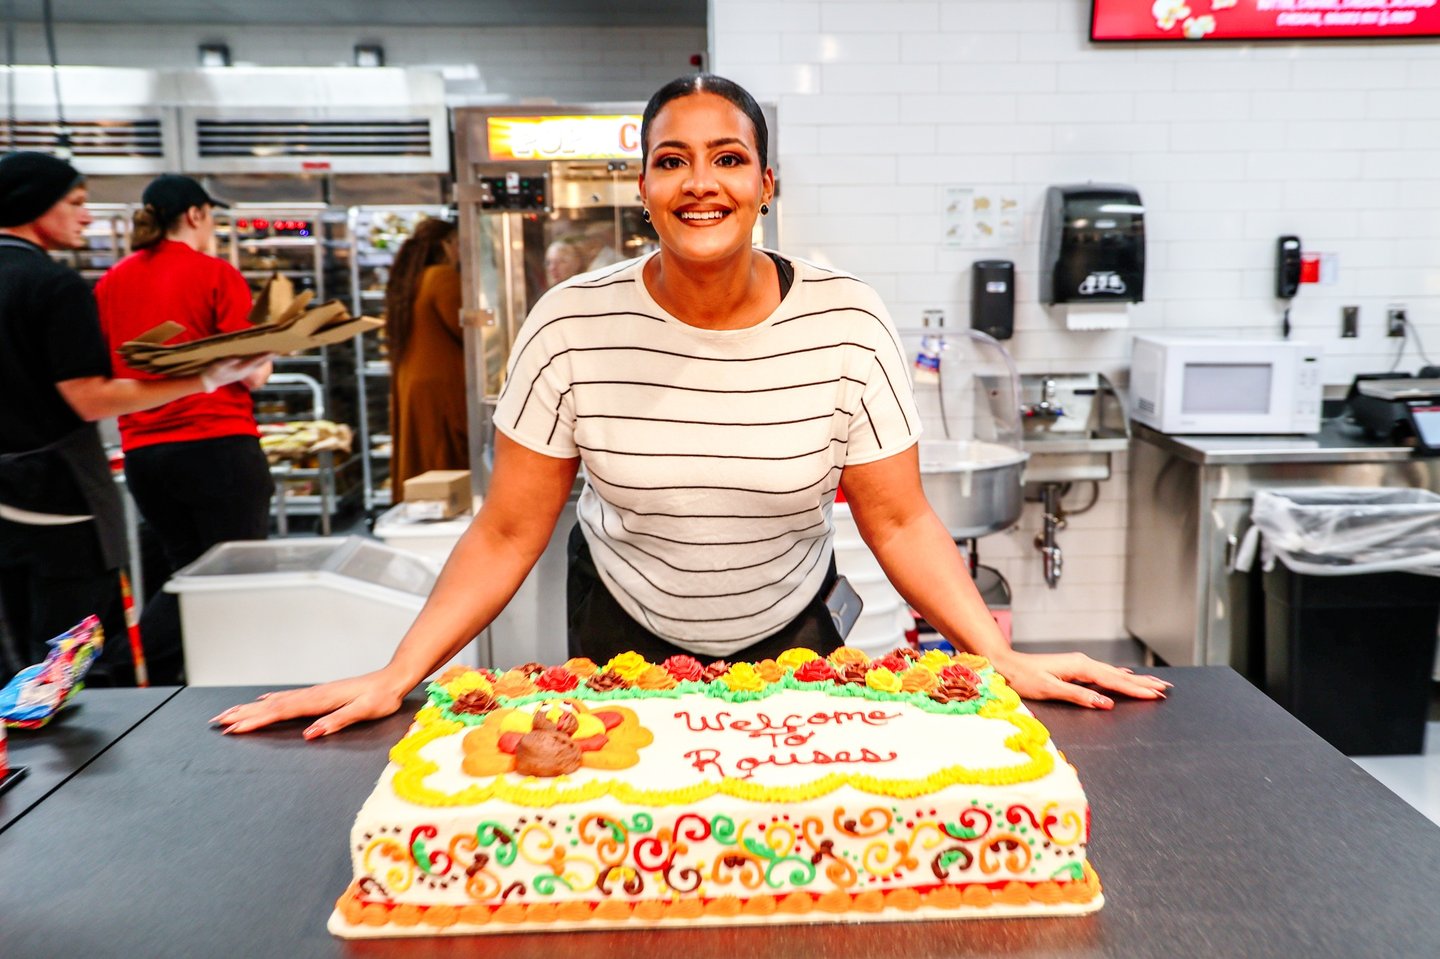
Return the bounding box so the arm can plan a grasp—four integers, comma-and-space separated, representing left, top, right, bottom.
1091, 1, 1440, 42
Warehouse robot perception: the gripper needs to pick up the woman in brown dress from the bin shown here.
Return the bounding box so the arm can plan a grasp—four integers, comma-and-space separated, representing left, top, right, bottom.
383, 218, 467, 500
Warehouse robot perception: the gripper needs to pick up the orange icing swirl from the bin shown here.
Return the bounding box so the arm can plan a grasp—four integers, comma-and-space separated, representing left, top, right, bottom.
899, 665, 938, 693
635, 665, 677, 691
828, 646, 870, 668
563, 657, 599, 678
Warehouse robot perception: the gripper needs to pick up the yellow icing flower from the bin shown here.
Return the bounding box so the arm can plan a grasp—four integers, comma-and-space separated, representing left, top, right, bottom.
564, 657, 599, 678
829, 646, 870, 668
493, 670, 537, 698
605, 651, 652, 682
900, 666, 938, 694
918, 650, 953, 673
444, 671, 494, 699
636, 664, 677, 691
865, 667, 902, 694
776, 647, 820, 672
756, 659, 784, 684
953, 652, 990, 672
721, 662, 766, 692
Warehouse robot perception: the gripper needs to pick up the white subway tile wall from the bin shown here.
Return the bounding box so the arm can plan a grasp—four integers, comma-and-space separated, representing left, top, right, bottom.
714, 0, 1440, 643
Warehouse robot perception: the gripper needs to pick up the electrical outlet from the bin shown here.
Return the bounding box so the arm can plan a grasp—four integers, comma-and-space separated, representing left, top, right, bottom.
1388, 306, 1407, 337
1341, 306, 1358, 338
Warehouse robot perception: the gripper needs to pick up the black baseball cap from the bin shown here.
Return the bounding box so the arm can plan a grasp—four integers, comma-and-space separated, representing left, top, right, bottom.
141, 174, 229, 222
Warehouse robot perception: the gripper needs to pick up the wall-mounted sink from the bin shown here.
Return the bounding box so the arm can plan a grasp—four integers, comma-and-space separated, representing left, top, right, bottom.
1018, 373, 1130, 484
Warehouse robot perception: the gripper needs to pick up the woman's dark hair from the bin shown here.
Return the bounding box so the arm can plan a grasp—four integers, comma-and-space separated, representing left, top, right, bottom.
640, 73, 769, 171
384, 217, 458, 363
131, 204, 181, 251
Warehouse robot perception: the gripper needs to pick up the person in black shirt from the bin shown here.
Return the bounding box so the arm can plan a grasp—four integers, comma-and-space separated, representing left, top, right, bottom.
0, 152, 265, 684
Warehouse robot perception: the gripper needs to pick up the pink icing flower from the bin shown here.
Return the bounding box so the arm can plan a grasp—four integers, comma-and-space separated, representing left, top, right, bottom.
870, 654, 909, 674
662, 655, 705, 682
535, 666, 579, 692
793, 659, 838, 684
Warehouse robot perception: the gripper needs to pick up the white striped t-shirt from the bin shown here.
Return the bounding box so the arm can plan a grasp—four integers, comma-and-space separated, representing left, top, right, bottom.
493, 250, 921, 656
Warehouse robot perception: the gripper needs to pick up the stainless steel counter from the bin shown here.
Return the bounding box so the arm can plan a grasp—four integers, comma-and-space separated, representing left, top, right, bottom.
1132, 419, 1422, 466
1124, 420, 1440, 671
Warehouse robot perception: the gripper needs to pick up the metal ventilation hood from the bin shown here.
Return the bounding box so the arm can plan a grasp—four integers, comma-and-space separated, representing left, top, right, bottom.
0, 66, 450, 177
174, 68, 450, 175
0, 67, 181, 174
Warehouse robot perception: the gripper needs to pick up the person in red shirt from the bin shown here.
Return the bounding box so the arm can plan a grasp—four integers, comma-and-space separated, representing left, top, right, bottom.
95, 174, 274, 685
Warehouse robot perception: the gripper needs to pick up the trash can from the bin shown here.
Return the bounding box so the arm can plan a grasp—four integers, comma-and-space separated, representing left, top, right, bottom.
1241, 488, 1440, 755
166, 536, 483, 686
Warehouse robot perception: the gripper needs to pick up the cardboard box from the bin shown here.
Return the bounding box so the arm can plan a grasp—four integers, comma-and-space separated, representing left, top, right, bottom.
117, 279, 383, 376
402, 470, 471, 520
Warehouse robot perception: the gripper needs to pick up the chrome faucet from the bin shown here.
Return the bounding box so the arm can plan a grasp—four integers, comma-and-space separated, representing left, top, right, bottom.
1022, 376, 1064, 421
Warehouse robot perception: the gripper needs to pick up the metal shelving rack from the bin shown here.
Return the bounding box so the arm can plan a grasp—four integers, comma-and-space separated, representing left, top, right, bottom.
216, 206, 360, 533
346, 204, 450, 514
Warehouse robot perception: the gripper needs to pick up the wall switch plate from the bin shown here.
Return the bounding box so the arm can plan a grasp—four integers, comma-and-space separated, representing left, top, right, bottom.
1342, 306, 1358, 338
1388, 306, 1407, 337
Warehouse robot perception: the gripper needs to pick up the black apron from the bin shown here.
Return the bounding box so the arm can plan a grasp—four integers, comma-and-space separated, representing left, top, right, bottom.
0, 423, 127, 570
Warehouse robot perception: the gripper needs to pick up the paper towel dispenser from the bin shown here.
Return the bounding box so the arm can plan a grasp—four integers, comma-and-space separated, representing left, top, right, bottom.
1040, 184, 1144, 305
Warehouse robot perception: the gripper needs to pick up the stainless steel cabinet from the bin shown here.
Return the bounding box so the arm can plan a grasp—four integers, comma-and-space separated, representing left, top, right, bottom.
1124, 423, 1439, 670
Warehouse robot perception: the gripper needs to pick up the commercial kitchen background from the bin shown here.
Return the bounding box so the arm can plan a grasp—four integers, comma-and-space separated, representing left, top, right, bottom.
4, 0, 1438, 645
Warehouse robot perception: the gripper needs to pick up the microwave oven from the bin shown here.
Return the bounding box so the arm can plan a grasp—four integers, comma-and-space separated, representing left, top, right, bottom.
1130, 335, 1323, 434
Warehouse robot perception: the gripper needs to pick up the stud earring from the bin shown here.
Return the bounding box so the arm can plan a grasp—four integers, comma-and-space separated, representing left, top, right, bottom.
760, 202, 770, 216
641, 208, 651, 223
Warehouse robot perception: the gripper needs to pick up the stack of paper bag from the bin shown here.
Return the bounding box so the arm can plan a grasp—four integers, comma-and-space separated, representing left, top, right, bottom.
117, 284, 382, 377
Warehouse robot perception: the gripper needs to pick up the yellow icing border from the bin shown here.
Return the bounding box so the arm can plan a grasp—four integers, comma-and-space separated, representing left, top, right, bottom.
391, 674, 1056, 809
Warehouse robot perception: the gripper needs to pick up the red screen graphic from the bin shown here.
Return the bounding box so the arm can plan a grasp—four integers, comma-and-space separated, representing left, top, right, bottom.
1092, 0, 1440, 41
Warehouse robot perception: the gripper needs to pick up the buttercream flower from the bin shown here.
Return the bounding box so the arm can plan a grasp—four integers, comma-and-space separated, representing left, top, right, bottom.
776, 647, 820, 672
535, 666, 579, 692
952, 653, 990, 672
451, 689, 498, 715
605, 651, 651, 682
636, 664, 677, 691
871, 653, 909, 674
721, 662, 765, 692
793, 659, 838, 684
493, 670, 537, 699
563, 657, 599, 679
586, 670, 630, 692
940, 664, 983, 689
900, 666, 938, 694
513, 661, 546, 678
918, 650, 953, 673
661, 654, 704, 682
444, 671, 494, 699
701, 661, 732, 683
435, 663, 471, 685
865, 667, 902, 694
829, 646, 870, 668
756, 659, 783, 684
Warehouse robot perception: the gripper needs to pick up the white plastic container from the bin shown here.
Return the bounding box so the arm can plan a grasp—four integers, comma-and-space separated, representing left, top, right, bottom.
845, 602, 912, 659
372, 504, 470, 568
166, 537, 481, 686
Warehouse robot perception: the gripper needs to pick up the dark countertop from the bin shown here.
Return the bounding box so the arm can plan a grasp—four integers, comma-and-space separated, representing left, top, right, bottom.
0, 685, 179, 833
1, 669, 1437, 958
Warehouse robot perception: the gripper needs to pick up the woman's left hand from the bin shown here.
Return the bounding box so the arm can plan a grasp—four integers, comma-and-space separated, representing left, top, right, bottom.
987, 649, 1171, 709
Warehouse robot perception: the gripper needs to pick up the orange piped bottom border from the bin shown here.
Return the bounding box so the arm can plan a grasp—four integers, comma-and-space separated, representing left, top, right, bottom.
329, 865, 1103, 939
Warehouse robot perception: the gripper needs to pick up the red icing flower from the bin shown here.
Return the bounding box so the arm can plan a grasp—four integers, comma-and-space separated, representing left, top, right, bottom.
793, 659, 838, 684
662, 655, 704, 682
871, 654, 909, 674
939, 664, 983, 688
535, 666, 579, 692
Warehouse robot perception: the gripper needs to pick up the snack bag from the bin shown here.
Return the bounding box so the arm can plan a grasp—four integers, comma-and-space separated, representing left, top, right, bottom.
0, 616, 104, 729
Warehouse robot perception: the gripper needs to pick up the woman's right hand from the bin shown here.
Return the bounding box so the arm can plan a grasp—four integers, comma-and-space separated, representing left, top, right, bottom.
209, 670, 410, 739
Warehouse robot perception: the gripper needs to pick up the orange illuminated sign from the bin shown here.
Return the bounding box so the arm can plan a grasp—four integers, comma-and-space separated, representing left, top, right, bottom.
486, 115, 643, 162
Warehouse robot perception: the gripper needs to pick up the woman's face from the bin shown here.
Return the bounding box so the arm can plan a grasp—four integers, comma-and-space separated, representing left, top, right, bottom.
639, 92, 773, 267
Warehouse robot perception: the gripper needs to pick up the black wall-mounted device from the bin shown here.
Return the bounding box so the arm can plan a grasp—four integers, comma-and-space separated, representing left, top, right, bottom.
1276, 235, 1302, 299
970, 260, 1015, 340
1039, 183, 1145, 305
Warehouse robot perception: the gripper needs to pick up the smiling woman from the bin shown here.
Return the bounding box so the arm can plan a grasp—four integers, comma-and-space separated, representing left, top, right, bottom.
211, 74, 1170, 741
